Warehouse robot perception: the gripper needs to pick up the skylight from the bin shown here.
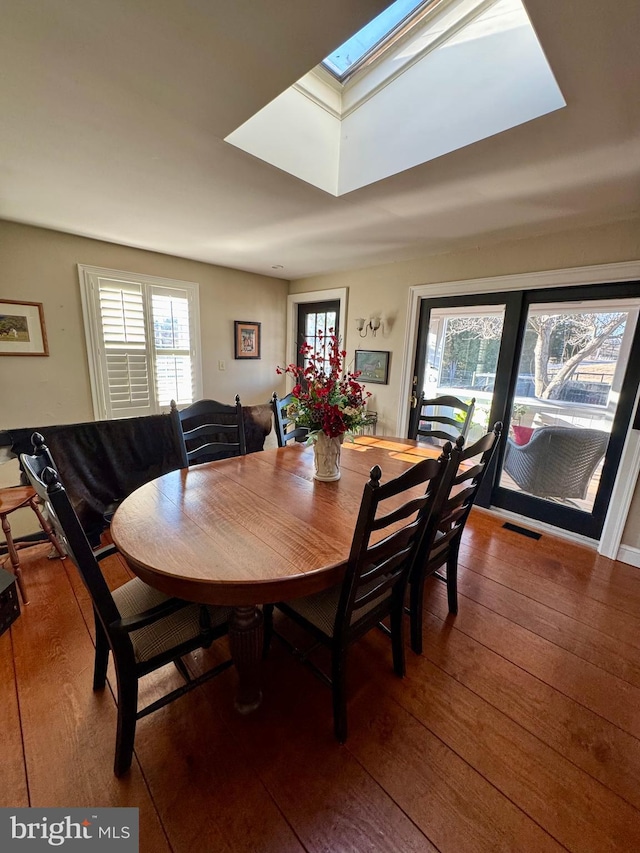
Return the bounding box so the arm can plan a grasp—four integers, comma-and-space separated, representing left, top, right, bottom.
226, 0, 566, 196
322, 0, 436, 80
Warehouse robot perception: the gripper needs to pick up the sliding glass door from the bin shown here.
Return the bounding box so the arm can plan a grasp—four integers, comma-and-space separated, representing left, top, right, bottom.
410, 282, 640, 539
491, 287, 640, 537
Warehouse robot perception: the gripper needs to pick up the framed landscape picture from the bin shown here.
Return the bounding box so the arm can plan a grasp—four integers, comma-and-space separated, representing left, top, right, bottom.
355, 349, 390, 384
0, 300, 49, 356
234, 320, 261, 359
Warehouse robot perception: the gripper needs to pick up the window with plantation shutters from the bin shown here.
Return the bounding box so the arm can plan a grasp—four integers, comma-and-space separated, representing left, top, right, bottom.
79, 266, 202, 420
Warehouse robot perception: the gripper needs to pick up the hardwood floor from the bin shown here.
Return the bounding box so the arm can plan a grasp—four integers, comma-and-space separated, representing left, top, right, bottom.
2, 510, 640, 852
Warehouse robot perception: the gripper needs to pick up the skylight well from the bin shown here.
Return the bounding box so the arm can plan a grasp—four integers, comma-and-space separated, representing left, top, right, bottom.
225, 0, 566, 196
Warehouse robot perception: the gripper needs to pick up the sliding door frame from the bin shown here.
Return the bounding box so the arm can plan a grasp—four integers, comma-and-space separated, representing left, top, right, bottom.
489, 282, 640, 539
408, 291, 523, 508
399, 261, 640, 554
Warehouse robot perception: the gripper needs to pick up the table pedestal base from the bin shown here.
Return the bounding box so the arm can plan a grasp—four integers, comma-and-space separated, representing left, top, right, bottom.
229, 605, 264, 714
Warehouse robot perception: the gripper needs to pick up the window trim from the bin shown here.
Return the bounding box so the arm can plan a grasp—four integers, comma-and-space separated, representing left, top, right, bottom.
78, 264, 203, 420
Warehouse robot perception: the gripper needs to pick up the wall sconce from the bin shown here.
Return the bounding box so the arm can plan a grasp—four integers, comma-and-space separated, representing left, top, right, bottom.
355, 317, 381, 337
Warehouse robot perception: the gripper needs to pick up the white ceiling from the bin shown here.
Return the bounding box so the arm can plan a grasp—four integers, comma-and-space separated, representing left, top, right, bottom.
1, 0, 639, 281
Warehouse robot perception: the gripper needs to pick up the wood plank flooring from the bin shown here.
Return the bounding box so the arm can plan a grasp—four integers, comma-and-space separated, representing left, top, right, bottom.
2, 509, 639, 853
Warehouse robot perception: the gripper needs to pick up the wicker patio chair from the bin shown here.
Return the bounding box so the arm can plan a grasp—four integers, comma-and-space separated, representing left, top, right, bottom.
502, 426, 609, 501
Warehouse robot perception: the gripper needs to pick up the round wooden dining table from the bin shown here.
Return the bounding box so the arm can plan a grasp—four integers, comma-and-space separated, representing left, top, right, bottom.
110, 436, 438, 713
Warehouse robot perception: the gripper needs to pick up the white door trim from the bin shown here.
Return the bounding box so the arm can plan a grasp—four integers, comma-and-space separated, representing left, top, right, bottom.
398, 260, 640, 555
598, 379, 640, 559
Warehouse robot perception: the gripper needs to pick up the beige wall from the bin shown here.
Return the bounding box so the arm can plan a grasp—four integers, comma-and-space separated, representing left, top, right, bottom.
624, 489, 640, 546
1, 220, 288, 427
3, 217, 640, 550
0, 219, 288, 537
291, 217, 640, 549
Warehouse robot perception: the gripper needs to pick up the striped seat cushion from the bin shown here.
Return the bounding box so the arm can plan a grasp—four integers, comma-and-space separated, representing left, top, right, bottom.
112, 577, 230, 664
284, 576, 392, 637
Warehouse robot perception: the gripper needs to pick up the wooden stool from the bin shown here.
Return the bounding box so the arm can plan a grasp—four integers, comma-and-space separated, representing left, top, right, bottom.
0, 485, 66, 605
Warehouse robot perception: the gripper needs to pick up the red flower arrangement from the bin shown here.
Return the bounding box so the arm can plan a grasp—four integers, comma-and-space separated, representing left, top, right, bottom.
276, 331, 371, 439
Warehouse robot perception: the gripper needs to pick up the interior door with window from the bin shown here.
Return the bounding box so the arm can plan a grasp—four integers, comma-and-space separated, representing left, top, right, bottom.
297, 300, 340, 372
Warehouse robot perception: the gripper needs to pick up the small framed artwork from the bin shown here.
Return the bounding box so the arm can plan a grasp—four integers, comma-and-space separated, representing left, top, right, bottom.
355, 349, 390, 384
234, 320, 261, 359
0, 300, 49, 356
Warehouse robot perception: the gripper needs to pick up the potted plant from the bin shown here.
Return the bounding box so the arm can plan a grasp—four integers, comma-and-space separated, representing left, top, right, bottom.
510, 403, 534, 445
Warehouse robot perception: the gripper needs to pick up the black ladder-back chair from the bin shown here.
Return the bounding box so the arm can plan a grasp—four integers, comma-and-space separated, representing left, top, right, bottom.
409, 422, 502, 654
416, 394, 476, 444
175, 396, 247, 465
264, 444, 455, 743
271, 391, 309, 447
21, 439, 232, 777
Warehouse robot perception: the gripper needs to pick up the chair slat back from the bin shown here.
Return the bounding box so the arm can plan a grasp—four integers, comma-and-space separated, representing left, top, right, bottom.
420, 422, 502, 572
334, 445, 455, 640
21, 446, 122, 628
416, 394, 476, 444
353, 521, 423, 610
272, 392, 309, 447
176, 396, 247, 465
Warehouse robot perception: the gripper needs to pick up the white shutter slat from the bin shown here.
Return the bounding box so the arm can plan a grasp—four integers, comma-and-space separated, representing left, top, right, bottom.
155, 354, 192, 406
99, 280, 152, 416
151, 290, 194, 406
152, 293, 191, 351
99, 284, 146, 351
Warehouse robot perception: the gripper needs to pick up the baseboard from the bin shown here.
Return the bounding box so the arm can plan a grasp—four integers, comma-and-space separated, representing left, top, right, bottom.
474, 504, 598, 550
616, 545, 640, 569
